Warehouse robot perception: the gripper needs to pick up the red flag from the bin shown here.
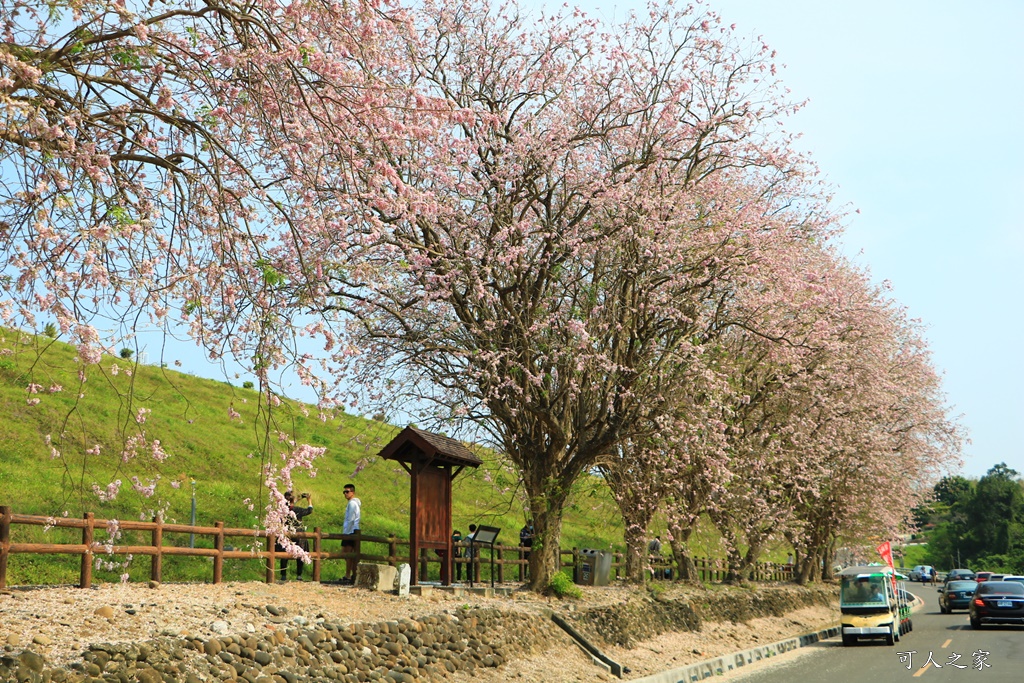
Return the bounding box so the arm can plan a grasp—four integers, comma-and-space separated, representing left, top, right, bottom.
876, 541, 894, 569
876, 541, 897, 597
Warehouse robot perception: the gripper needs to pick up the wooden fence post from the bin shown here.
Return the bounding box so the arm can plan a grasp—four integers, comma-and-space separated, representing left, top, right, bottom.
151, 514, 163, 583
518, 547, 525, 582
312, 527, 322, 583
80, 512, 94, 589
388, 535, 397, 567
266, 534, 276, 584
0, 506, 10, 590
496, 545, 504, 584
213, 521, 225, 584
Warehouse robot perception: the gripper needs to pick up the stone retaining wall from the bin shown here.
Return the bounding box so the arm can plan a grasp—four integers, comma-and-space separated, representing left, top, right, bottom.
567, 584, 839, 648
0, 585, 838, 682
0, 606, 564, 683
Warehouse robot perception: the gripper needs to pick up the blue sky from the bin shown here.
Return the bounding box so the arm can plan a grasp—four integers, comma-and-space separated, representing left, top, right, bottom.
161, 1, 1021, 479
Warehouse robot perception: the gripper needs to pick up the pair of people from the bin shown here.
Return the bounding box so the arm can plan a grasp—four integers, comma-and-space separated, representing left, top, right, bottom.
275, 483, 361, 584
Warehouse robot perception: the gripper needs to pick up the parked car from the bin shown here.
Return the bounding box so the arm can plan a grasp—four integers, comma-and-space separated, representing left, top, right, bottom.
909, 565, 936, 582
1001, 576, 1024, 583
970, 580, 1024, 628
944, 568, 976, 583
938, 580, 978, 613
975, 571, 994, 583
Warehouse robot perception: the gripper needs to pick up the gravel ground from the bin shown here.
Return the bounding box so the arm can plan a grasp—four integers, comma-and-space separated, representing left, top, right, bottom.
0, 580, 838, 681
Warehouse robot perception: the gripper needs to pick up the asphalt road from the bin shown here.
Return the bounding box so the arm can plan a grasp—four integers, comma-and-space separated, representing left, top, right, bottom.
726, 582, 1024, 682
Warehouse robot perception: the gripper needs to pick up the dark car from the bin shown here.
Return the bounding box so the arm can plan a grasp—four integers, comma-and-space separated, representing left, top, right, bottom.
945, 568, 976, 583
938, 579, 978, 613
969, 580, 1024, 628
975, 571, 994, 583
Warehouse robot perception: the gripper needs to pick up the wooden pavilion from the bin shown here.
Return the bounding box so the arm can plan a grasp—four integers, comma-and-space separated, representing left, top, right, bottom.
378, 426, 482, 585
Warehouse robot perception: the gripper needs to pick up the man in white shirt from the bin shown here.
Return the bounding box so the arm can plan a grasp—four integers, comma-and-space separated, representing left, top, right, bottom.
341, 484, 361, 584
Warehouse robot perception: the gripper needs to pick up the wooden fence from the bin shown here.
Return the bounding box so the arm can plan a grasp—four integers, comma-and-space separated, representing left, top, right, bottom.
0, 506, 793, 588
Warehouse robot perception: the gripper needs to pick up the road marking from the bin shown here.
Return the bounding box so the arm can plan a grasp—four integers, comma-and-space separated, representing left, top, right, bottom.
941, 638, 952, 648
913, 662, 932, 677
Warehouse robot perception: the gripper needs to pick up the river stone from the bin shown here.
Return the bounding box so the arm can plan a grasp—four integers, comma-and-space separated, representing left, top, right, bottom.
18, 650, 45, 672
93, 606, 115, 619
136, 667, 162, 683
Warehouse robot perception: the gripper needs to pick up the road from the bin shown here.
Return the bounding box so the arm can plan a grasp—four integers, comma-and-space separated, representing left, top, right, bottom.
726, 582, 1024, 682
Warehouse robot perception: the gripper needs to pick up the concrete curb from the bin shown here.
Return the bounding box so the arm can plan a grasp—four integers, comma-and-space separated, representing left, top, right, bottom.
626, 624, 841, 683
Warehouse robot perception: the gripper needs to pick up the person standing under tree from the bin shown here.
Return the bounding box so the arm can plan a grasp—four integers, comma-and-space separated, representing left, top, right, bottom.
340, 484, 361, 585
465, 524, 478, 582
648, 535, 664, 579
276, 491, 314, 582
451, 529, 464, 582
519, 521, 534, 579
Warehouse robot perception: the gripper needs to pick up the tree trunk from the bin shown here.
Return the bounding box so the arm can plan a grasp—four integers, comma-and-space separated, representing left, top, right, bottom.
797, 551, 816, 585
821, 538, 837, 582
741, 542, 763, 580
667, 520, 697, 582
723, 546, 746, 584
525, 491, 568, 591
622, 524, 650, 584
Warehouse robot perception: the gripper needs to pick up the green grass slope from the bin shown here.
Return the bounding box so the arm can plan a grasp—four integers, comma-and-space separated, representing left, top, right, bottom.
0, 328, 625, 585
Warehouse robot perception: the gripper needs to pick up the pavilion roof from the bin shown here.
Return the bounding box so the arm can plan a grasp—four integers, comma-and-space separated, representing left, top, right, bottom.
378, 426, 483, 468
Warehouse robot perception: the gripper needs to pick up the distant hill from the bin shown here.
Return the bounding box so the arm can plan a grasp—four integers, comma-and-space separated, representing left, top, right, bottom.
0, 327, 625, 584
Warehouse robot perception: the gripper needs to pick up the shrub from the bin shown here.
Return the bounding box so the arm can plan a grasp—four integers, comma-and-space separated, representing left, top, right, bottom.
242, 381, 254, 389
547, 571, 582, 599
119, 348, 134, 359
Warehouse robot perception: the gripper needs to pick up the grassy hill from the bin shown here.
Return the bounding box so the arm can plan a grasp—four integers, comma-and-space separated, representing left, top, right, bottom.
0, 328, 626, 585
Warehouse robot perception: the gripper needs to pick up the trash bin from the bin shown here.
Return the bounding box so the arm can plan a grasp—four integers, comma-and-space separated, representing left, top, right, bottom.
575, 549, 612, 587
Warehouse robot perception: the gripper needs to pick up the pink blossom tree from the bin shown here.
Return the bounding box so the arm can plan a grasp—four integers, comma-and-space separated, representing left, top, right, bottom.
308, 0, 839, 588
699, 247, 963, 582
0, 0, 415, 542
